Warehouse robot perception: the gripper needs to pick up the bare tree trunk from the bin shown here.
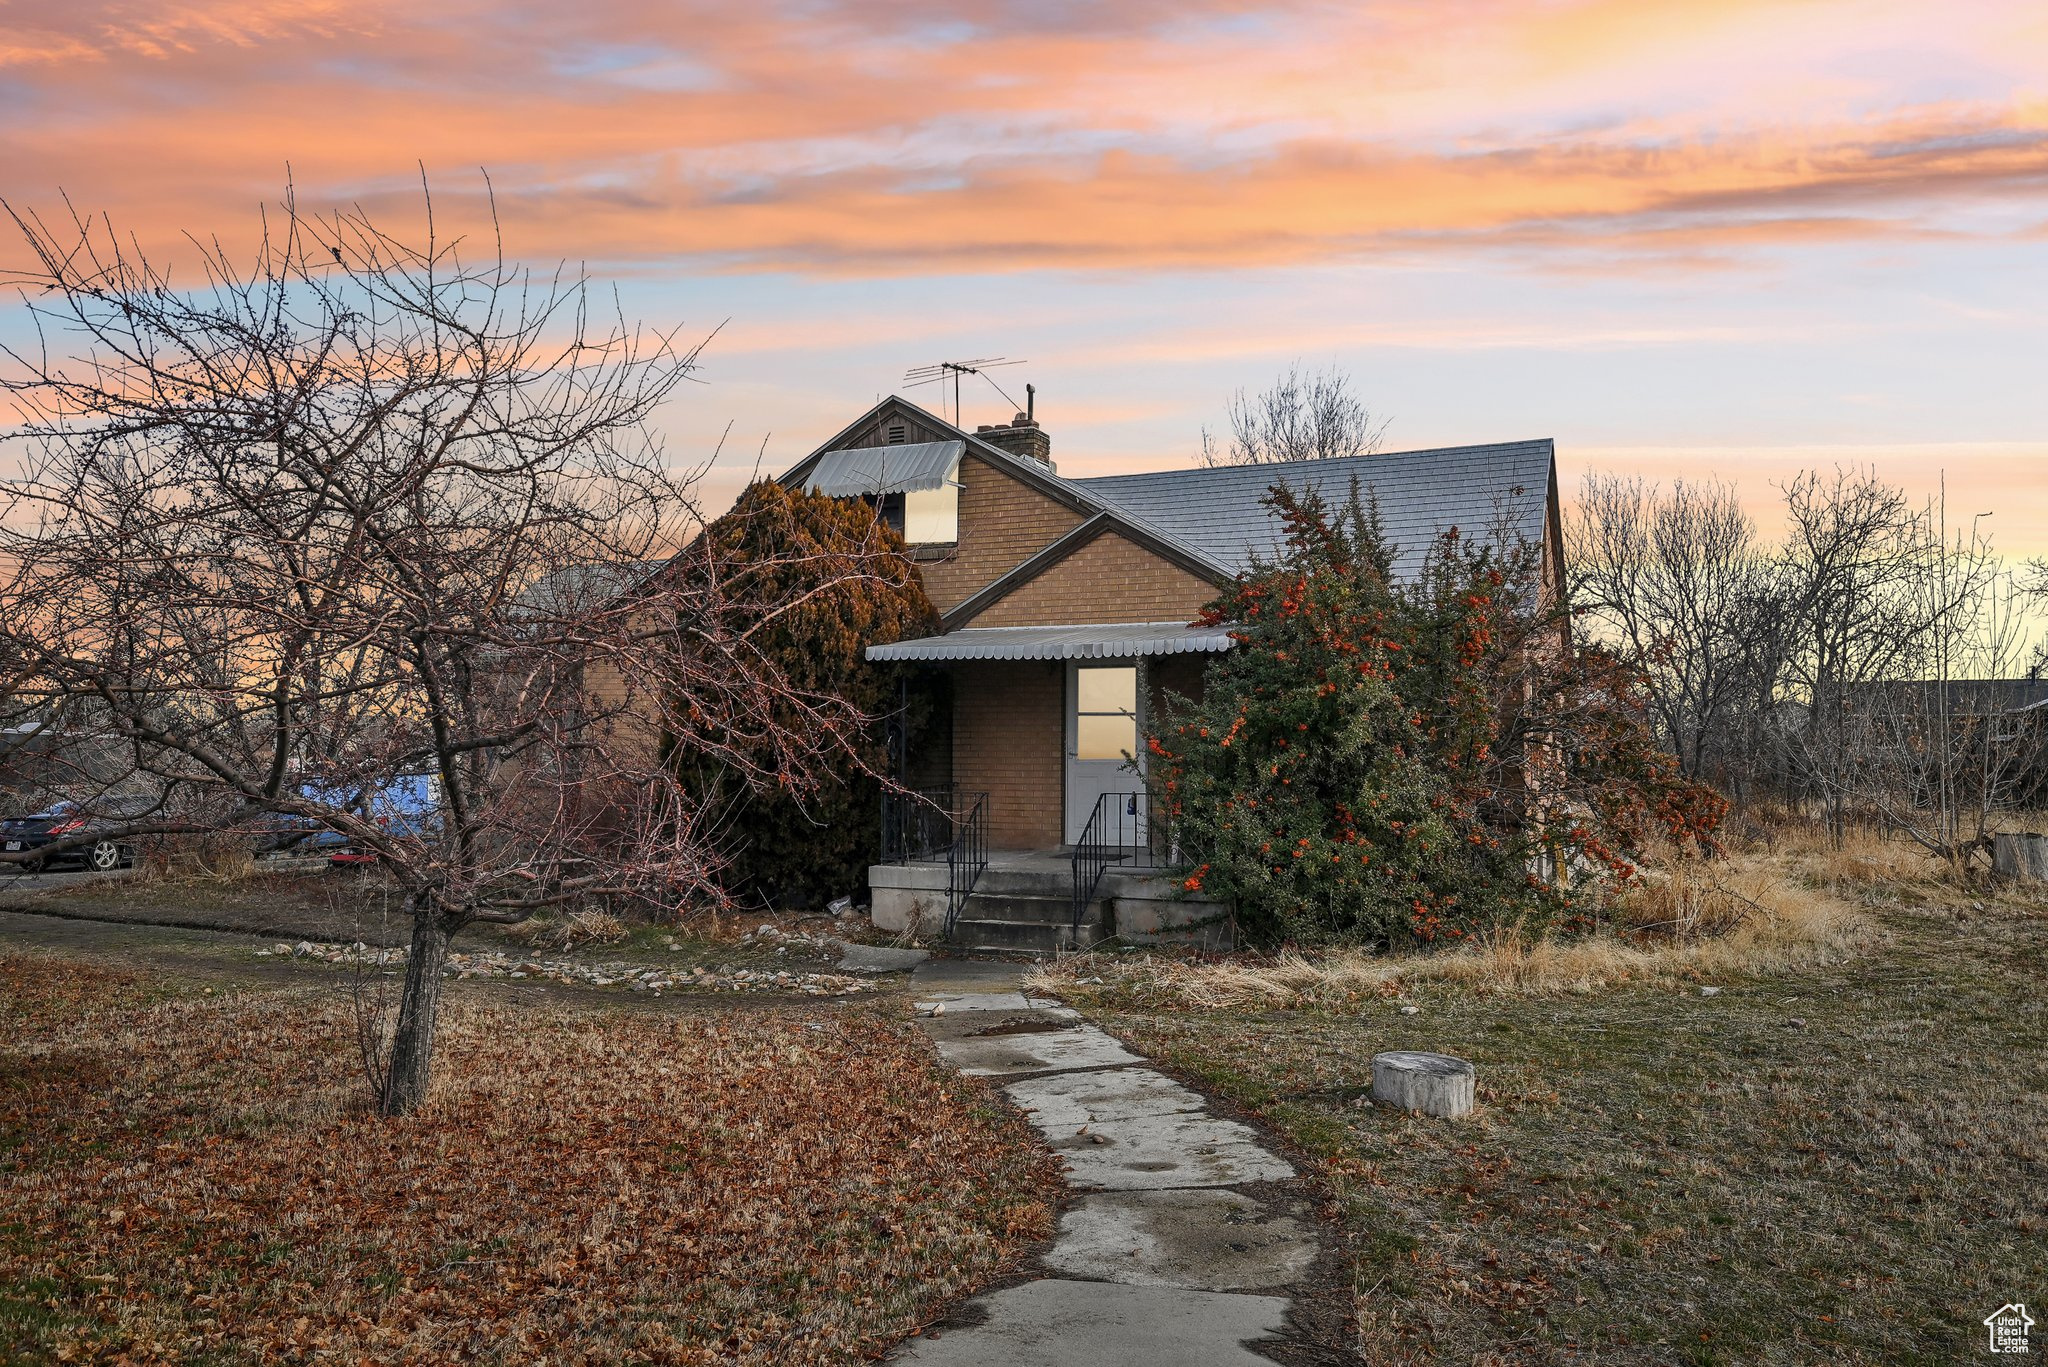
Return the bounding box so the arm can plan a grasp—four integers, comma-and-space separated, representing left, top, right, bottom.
379, 903, 453, 1117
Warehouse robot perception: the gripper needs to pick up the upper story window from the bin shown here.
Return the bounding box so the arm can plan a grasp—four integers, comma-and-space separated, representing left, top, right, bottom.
902, 485, 958, 544
809, 439, 965, 548
877, 484, 959, 545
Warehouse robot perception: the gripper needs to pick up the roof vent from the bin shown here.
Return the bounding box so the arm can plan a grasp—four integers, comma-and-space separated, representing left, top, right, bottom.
885, 422, 907, 445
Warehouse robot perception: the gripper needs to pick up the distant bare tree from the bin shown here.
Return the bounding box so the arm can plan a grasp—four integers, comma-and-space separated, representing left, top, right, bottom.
0, 187, 904, 1116
1569, 464, 2048, 860
1840, 492, 2036, 873
1775, 469, 1968, 843
1199, 362, 1387, 466
1568, 476, 1779, 788
2026, 560, 2048, 676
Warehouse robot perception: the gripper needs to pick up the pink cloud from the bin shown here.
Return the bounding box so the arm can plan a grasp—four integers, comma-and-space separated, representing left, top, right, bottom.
1, 0, 2043, 278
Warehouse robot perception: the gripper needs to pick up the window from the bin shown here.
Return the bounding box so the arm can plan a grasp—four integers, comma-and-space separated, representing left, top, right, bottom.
1075, 666, 1138, 761
902, 485, 958, 543
875, 484, 959, 544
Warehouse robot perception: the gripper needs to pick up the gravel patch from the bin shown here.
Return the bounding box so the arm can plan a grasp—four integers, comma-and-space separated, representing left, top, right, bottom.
257, 939, 879, 997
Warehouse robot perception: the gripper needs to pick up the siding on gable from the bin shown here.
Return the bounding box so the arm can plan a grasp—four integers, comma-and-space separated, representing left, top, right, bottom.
916, 453, 1087, 613
835, 407, 955, 450
964, 530, 1217, 629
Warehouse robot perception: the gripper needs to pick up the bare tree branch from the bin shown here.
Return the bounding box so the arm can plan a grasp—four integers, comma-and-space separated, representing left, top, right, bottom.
0, 182, 902, 1116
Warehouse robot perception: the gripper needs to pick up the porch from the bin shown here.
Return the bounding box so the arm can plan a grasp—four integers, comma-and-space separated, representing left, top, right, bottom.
869, 792, 1232, 953
864, 621, 1234, 952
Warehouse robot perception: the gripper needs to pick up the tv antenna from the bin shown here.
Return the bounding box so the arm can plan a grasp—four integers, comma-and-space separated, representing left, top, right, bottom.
903, 358, 1026, 427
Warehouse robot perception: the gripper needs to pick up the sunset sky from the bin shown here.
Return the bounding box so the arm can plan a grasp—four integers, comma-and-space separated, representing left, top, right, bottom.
3, 0, 2045, 550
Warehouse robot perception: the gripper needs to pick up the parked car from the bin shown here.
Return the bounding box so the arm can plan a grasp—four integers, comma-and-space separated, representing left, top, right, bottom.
249, 775, 444, 866
0, 799, 147, 872
323, 774, 442, 866
250, 780, 359, 859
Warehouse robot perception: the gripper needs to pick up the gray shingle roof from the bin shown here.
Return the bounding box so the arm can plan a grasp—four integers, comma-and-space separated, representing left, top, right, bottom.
518, 560, 667, 617
1842, 678, 2048, 716
1074, 440, 1554, 579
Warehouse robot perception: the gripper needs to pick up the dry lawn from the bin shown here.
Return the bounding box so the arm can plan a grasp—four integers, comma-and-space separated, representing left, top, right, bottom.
1030, 851, 1876, 1009
0, 954, 1060, 1365
1032, 843, 2048, 1363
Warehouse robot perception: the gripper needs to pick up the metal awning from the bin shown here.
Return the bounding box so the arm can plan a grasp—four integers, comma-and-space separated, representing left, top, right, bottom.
867, 621, 1235, 662
806, 441, 964, 497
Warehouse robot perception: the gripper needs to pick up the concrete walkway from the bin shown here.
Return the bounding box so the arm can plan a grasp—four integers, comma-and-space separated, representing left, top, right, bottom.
890, 959, 1319, 1365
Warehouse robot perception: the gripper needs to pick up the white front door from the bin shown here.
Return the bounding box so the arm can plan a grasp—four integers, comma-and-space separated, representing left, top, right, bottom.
1065, 662, 1142, 844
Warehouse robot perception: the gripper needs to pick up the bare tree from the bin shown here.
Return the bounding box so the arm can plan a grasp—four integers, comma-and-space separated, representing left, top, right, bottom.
1569, 464, 2048, 859
1199, 362, 1387, 466
2025, 560, 2048, 677
0, 187, 903, 1115
1776, 468, 1968, 844
1568, 475, 1780, 789
1841, 491, 2035, 872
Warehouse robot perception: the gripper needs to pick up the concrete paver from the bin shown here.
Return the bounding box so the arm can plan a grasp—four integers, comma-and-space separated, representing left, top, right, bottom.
832, 940, 931, 974
1048, 1107, 1296, 1191
1005, 1065, 1208, 1127
930, 1023, 1149, 1077
912, 990, 1040, 1013
898, 956, 1312, 1365
1043, 1190, 1320, 1292
906, 958, 1038, 992
887, 1279, 1290, 1366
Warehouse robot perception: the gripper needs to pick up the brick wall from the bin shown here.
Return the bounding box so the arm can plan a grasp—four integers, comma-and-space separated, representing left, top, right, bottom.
918, 454, 1086, 613
966, 530, 1217, 628
1147, 652, 1209, 723
950, 659, 1064, 850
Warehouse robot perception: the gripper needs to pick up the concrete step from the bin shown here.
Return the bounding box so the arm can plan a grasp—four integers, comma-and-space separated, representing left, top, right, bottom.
949, 914, 1103, 953
970, 864, 1078, 897
958, 893, 1083, 926
878, 858, 1176, 901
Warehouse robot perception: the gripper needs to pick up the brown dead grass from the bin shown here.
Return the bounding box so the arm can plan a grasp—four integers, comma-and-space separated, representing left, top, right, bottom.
1757, 821, 1921, 890
500, 907, 632, 950
1044, 834, 2048, 1363
0, 954, 1059, 1365
1031, 852, 1874, 1009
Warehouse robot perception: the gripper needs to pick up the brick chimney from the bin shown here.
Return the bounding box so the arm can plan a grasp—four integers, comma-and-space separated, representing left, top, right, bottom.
975, 412, 1053, 470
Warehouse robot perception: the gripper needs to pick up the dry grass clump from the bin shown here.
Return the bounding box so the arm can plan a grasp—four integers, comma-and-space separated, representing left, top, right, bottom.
0, 953, 1059, 1365
132, 831, 260, 882
1762, 822, 1921, 891
1030, 854, 1873, 1009
501, 907, 631, 950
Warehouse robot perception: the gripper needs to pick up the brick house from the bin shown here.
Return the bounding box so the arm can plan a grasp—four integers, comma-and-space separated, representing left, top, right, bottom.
781, 395, 1561, 950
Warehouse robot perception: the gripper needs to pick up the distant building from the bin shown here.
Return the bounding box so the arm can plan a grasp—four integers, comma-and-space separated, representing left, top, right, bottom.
1837, 676, 2048, 811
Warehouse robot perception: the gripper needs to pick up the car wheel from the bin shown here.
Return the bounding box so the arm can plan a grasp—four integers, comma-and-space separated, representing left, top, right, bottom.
88, 840, 122, 872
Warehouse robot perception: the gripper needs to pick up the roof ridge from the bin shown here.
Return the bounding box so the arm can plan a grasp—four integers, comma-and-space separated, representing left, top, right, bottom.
778, 393, 1237, 580
1072, 438, 1555, 487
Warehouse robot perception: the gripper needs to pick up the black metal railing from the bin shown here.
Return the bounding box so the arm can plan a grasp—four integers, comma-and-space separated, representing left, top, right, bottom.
945, 793, 988, 936
881, 784, 967, 864
1070, 791, 1163, 934
879, 785, 989, 936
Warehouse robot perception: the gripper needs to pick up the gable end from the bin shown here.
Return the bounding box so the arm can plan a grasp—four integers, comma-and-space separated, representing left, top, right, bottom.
950, 518, 1223, 630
